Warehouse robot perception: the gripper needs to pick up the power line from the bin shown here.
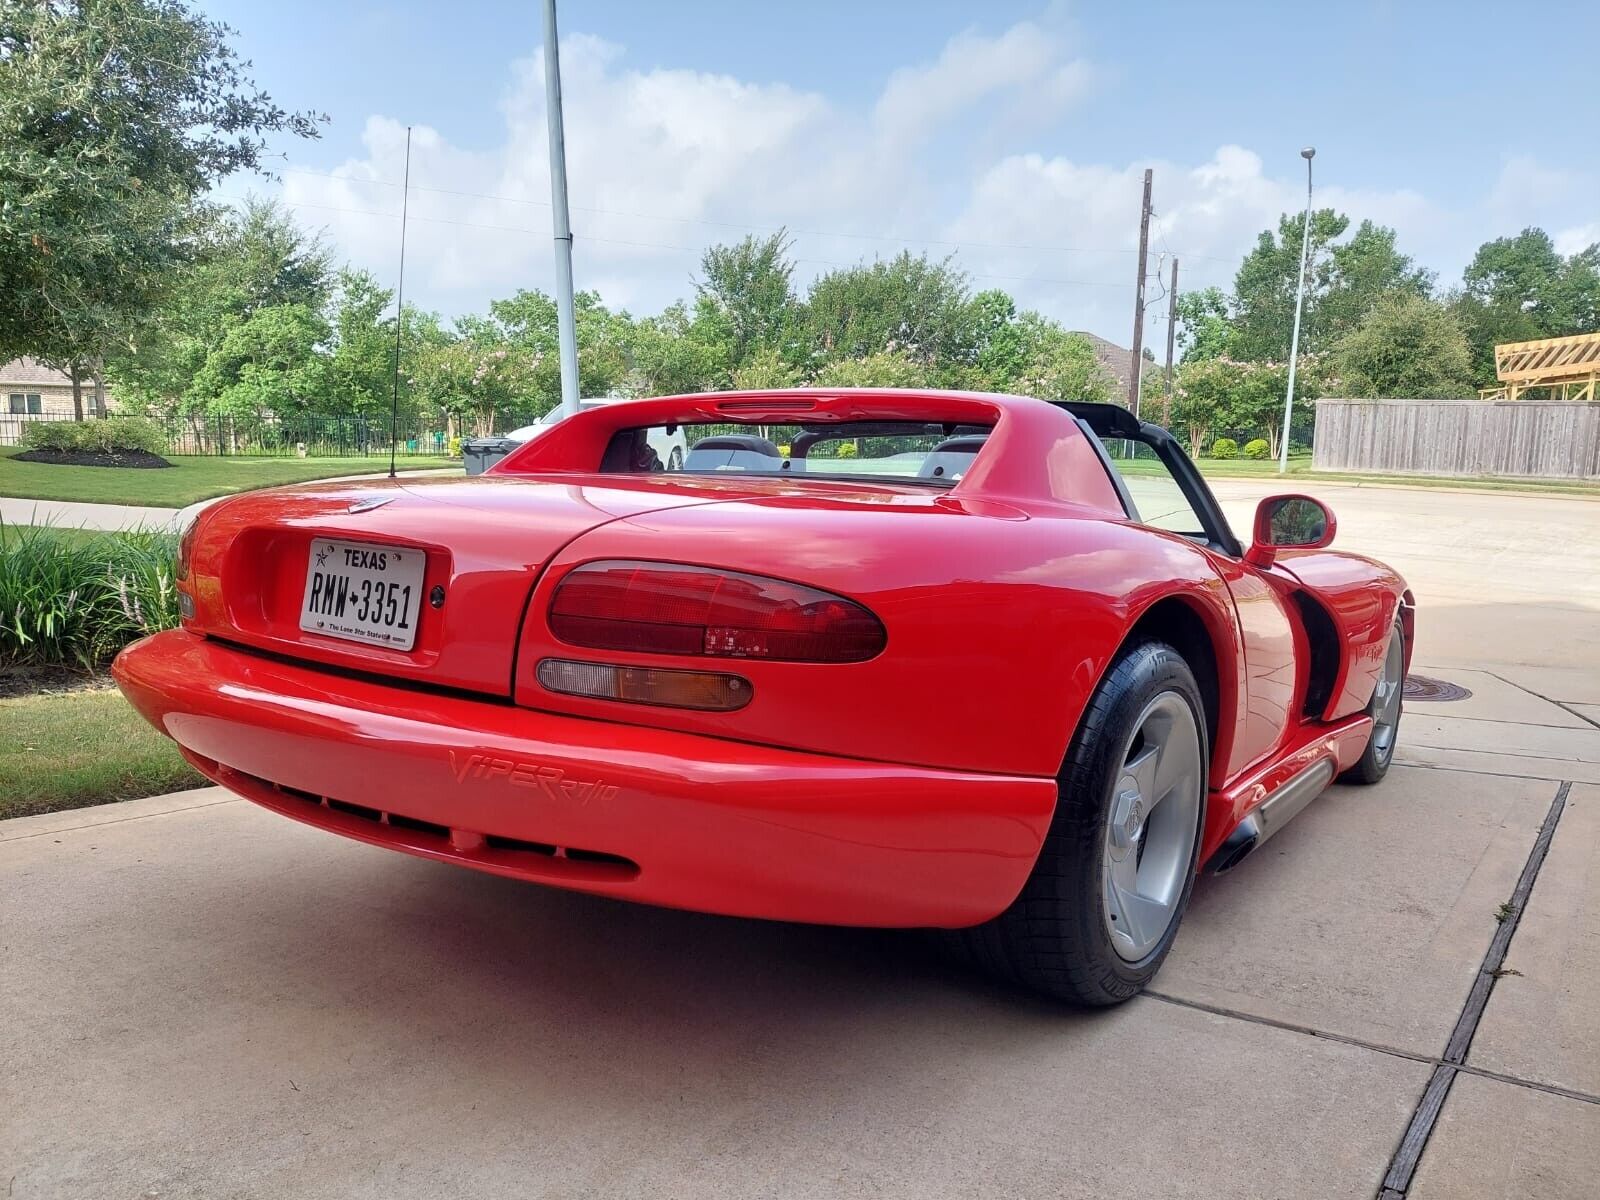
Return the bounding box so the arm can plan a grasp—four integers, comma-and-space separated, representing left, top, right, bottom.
272, 163, 1242, 265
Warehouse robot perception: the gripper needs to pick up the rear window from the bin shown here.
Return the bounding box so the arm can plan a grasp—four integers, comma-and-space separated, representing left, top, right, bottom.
601, 421, 993, 485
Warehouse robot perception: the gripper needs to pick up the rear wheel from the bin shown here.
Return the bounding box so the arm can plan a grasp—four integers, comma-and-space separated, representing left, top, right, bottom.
955, 641, 1207, 1006
1340, 619, 1404, 785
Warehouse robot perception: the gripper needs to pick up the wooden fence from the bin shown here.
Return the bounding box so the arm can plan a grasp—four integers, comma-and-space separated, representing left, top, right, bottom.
1312, 399, 1600, 480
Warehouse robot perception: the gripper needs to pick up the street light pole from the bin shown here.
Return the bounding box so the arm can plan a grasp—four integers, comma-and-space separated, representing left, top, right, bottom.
542, 0, 580, 419
1279, 146, 1315, 474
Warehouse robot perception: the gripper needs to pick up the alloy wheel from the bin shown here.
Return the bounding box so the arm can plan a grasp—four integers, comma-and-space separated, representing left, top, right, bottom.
1102, 691, 1205, 962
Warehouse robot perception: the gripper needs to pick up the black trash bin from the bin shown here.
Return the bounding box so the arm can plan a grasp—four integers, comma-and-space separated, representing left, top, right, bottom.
461, 436, 519, 476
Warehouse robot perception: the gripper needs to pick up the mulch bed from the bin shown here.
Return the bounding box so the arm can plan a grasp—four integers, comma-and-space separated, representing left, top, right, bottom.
0, 661, 110, 699
13, 448, 174, 469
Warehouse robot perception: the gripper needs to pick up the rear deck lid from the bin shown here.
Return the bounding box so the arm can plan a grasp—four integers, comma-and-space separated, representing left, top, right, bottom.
182, 474, 732, 695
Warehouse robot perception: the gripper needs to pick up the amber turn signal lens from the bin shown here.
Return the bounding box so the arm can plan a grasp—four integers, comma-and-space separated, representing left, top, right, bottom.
536, 658, 753, 712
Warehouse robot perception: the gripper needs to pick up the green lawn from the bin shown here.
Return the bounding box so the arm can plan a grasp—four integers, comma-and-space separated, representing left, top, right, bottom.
0, 448, 457, 507
0, 687, 203, 820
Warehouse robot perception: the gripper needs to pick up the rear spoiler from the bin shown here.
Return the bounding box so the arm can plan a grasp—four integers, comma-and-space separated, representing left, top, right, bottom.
1051, 401, 1145, 441
490, 389, 1131, 514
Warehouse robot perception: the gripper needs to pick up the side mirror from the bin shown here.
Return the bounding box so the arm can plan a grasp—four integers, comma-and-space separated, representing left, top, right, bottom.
1245, 494, 1336, 568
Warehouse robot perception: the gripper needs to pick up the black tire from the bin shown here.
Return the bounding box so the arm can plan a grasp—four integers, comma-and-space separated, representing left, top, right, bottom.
952, 640, 1208, 1006
1339, 620, 1405, 785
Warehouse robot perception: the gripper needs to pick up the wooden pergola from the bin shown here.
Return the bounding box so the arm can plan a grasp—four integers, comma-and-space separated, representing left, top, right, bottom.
1482, 330, 1600, 402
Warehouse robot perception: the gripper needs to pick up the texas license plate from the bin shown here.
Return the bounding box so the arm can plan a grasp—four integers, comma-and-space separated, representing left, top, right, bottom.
299, 538, 425, 650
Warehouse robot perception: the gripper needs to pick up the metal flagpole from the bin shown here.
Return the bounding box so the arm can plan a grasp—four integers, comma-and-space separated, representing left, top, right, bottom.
542, 0, 580, 419
388, 126, 412, 480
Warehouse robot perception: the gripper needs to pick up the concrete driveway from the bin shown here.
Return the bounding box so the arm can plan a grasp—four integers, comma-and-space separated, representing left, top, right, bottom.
4, 479, 1598, 1199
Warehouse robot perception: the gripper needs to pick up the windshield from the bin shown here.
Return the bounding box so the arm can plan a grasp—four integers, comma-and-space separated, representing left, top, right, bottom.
600, 421, 992, 485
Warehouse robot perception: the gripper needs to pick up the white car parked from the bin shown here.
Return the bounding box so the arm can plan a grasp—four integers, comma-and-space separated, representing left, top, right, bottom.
506, 398, 688, 471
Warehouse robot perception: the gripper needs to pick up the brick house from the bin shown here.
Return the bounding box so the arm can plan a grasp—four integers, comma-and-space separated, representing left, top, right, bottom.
1, 358, 111, 438
1071, 332, 1163, 403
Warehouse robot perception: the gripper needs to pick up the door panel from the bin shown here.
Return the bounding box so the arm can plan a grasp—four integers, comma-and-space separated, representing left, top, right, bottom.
1212, 557, 1301, 776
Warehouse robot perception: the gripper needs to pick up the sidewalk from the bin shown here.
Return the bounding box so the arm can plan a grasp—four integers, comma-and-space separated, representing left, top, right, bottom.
0, 495, 181, 531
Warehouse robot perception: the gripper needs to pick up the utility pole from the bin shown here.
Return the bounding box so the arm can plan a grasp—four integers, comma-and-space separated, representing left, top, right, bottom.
542, 0, 580, 418
1128, 168, 1153, 414
1162, 257, 1179, 425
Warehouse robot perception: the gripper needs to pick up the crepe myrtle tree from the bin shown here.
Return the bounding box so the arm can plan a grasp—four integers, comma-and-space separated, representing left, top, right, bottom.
1224, 356, 1329, 461
1170, 356, 1327, 460
410, 330, 539, 438
1170, 357, 1232, 458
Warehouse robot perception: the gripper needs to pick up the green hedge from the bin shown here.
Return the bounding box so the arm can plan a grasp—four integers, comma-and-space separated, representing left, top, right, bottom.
1210, 437, 1239, 460
0, 524, 180, 669
1243, 438, 1271, 460
19, 417, 169, 455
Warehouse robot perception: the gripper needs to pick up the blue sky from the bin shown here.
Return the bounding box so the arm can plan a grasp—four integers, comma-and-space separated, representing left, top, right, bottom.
199, 0, 1599, 345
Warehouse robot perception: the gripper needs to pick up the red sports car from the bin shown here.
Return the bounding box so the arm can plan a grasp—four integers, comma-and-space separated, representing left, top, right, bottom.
114, 390, 1412, 1005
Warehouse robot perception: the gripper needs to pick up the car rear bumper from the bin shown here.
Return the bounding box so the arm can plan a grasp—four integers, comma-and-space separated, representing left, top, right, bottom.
112, 631, 1057, 927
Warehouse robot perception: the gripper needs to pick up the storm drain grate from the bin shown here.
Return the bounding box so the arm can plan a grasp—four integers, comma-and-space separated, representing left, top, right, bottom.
1403, 675, 1473, 703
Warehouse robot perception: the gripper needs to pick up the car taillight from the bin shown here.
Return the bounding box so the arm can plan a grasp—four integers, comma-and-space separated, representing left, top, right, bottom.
549, 560, 886, 663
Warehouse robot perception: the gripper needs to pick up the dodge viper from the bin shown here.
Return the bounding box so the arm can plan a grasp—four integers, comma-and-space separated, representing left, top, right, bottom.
113, 389, 1413, 1005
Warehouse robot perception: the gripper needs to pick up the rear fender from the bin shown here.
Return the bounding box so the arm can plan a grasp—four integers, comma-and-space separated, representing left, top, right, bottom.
512, 505, 1238, 779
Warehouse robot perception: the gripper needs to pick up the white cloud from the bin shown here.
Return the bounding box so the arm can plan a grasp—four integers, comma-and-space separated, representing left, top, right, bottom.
1555, 223, 1600, 256
873, 21, 1091, 145
257, 16, 1575, 345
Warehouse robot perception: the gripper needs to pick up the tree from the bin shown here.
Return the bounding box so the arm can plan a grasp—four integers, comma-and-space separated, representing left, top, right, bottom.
1230, 212, 1429, 363
409, 324, 538, 437
1224, 357, 1328, 460
969, 290, 1028, 387
1454, 229, 1600, 383
0, 0, 323, 403
697, 231, 797, 369
183, 303, 330, 422
1230, 209, 1349, 362
326, 269, 397, 420
811, 349, 929, 388
630, 299, 732, 396
106, 199, 333, 414
1320, 221, 1433, 339
1170, 358, 1233, 456
731, 347, 800, 390
802, 252, 978, 373
1333, 294, 1474, 399
1174, 287, 1235, 361
1011, 317, 1114, 403
489, 288, 636, 408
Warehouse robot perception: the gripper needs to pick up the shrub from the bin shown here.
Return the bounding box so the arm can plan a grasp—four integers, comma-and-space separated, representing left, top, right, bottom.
18, 421, 82, 452
1210, 437, 1239, 459
1243, 438, 1271, 460
837, 442, 858, 458
447, 435, 462, 458
0, 524, 180, 669
18, 417, 168, 455
79, 417, 169, 455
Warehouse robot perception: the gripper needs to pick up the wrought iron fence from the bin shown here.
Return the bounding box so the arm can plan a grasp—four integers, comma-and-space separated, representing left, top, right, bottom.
157, 414, 460, 457
1, 413, 516, 457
